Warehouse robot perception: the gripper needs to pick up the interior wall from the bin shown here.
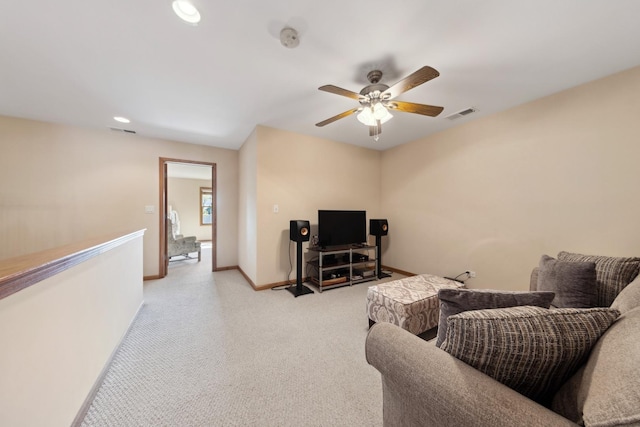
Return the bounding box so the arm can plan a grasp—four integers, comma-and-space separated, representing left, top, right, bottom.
238, 129, 258, 283
255, 126, 382, 287
168, 177, 211, 241
381, 65, 640, 290
0, 116, 239, 277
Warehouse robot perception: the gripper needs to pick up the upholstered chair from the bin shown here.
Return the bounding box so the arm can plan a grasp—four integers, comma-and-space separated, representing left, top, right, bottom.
167, 220, 201, 261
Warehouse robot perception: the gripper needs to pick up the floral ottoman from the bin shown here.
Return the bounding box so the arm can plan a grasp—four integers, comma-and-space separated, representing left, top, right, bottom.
367, 274, 465, 335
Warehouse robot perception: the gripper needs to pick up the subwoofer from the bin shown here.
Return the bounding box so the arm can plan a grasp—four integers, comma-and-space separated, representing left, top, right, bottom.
288, 220, 313, 297
290, 220, 310, 242
370, 219, 389, 236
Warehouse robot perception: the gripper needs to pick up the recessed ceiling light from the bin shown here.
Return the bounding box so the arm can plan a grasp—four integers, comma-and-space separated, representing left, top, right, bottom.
172, 0, 201, 25
113, 116, 131, 124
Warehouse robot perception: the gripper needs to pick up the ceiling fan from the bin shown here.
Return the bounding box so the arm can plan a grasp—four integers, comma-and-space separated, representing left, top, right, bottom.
315, 66, 444, 141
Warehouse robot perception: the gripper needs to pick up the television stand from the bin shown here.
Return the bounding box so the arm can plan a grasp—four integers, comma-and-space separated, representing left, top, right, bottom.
306, 245, 378, 292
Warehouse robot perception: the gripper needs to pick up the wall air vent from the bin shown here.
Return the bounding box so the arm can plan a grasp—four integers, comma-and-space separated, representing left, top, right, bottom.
109, 127, 137, 134
446, 107, 477, 120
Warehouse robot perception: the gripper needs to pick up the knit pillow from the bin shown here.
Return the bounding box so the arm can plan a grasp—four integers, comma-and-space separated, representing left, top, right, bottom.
435, 288, 555, 347
611, 274, 640, 315
440, 306, 619, 404
558, 251, 640, 307
537, 255, 597, 308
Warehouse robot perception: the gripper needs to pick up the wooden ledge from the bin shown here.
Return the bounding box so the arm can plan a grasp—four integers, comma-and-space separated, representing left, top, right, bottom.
0, 229, 146, 300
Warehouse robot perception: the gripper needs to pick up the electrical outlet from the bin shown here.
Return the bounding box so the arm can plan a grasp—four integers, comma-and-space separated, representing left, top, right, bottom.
468, 271, 476, 278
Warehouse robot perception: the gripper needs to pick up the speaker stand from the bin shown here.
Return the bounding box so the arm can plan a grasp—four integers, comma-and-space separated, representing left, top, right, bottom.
288, 240, 314, 297
287, 283, 314, 297
375, 235, 391, 279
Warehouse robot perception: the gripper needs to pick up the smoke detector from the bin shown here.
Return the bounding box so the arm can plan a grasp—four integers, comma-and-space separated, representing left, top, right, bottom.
280, 27, 300, 49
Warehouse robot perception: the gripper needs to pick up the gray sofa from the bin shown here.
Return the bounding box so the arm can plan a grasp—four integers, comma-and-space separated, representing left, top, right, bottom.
366, 261, 640, 426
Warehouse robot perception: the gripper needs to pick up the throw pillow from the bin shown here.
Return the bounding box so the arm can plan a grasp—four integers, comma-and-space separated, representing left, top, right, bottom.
558, 251, 640, 307
611, 274, 640, 315
440, 306, 619, 404
537, 255, 597, 308
435, 288, 555, 347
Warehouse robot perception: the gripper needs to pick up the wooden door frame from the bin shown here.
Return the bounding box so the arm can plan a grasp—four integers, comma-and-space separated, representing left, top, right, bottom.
159, 157, 217, 278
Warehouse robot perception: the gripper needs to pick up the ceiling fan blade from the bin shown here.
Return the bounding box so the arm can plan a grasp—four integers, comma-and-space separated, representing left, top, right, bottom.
318, 85, 362, 100
315, 108, 359, 127
387, 100, 444, 117
382, 66, 439, 99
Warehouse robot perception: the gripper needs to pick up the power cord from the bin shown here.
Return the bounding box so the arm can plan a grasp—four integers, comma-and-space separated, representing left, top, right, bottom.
272, 241, 295, 291
287, 240, 293, 282
445, 271, 473, 284
272, 245, 319, 291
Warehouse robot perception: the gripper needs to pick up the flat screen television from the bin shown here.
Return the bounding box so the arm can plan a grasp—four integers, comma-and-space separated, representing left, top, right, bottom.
318, 210, 366, 248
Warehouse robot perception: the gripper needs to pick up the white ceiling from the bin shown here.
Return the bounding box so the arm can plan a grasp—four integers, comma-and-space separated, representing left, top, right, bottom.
2, 1, 640, 151
167, 162, 212, 180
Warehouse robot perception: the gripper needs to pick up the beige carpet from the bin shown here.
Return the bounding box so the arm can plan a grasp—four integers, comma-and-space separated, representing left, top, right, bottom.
80, 248, 403, 426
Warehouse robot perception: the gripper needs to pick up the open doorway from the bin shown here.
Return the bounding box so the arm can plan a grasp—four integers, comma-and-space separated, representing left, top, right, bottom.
159, 158, 217, 278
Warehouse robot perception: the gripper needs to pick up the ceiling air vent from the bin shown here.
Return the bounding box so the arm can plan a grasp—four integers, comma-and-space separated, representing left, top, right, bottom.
109, 127, 137, 134
446, 107, 477, 120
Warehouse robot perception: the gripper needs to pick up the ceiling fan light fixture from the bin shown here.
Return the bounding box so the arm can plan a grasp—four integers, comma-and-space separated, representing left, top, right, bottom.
379, 110, 393, 124
172, 0, 201, 25
373, 102, 392, 121
357, 103, 392, 126
356, 107, 374, 126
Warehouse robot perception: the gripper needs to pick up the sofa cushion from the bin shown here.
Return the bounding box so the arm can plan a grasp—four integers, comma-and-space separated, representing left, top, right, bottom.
435, 288, 555, 347
558, 251, 640, 307
551, 306, 640, 426
440, 306, 619, 404
538, 255, 597, 308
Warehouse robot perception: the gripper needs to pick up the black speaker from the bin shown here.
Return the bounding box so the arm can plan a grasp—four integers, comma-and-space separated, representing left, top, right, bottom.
370, 219, 391, 278
288, 220, 313, 297
370, 219, 389, 236
290, 220, 310, 242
